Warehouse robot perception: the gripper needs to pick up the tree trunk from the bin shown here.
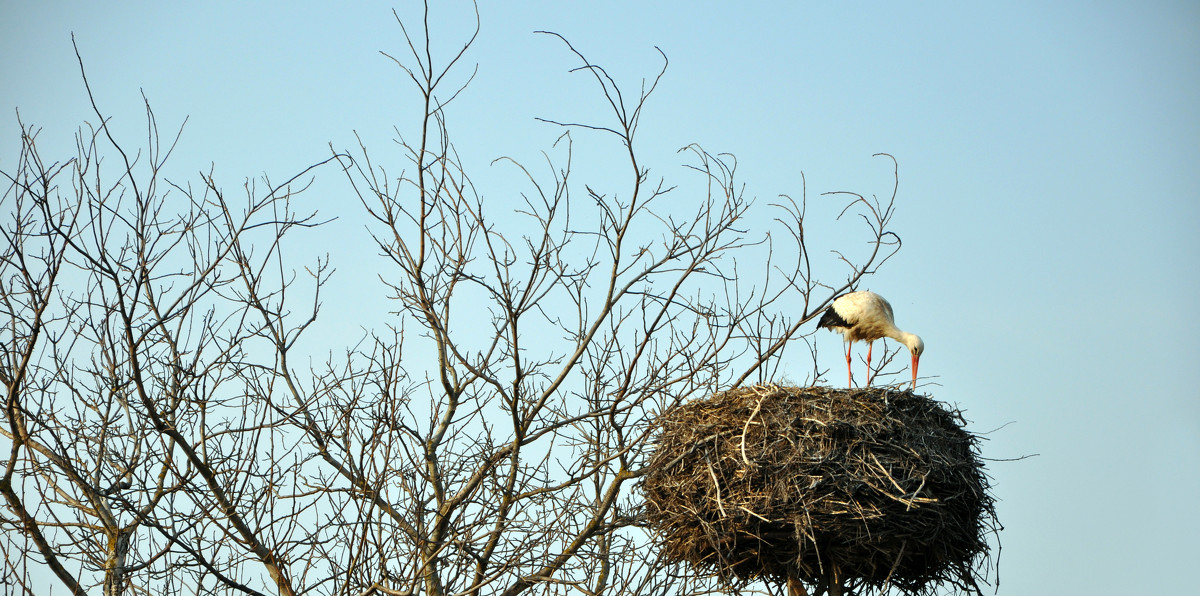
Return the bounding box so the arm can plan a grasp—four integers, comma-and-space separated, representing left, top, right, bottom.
827, 563, 843, 596
103, 529, 130, 596
787, 575, 810, 596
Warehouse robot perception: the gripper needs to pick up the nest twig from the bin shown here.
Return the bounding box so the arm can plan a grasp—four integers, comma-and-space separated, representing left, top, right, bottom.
642, 385, 998, 595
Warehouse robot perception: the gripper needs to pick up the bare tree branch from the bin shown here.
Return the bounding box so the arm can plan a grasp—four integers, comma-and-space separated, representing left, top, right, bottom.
2, 8, 907, 596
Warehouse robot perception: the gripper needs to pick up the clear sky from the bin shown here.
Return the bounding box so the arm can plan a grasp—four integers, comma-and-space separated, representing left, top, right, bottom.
3, 1, 1198, 594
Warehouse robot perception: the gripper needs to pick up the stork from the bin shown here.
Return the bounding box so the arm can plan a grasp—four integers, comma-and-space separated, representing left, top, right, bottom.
817, 291, 924, 389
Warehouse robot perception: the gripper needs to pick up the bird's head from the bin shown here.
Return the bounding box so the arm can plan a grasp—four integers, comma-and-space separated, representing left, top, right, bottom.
909, 335, 924, 358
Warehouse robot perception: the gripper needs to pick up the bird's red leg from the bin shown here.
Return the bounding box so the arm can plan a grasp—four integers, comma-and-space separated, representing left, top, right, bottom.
866, 341, 874, 387
845, 342, 853, 388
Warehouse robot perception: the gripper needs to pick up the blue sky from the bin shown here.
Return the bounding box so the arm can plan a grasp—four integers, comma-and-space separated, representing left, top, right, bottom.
3, 1, 1198, 593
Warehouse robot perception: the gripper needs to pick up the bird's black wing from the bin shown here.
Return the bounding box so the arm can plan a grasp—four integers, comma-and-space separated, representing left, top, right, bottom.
817, 306, 851, 330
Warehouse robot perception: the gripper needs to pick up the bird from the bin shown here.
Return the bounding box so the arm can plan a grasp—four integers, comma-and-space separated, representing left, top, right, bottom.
817, 290, 924, 389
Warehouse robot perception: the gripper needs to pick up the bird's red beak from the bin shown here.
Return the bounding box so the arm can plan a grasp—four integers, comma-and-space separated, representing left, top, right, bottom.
911, 353, 919, 390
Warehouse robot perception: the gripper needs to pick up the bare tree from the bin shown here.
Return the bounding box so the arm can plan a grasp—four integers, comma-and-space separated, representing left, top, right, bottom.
1, 5, 903, 596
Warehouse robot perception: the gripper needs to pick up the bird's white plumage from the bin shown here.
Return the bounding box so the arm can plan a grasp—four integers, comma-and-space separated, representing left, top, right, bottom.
818, 291, 924, 388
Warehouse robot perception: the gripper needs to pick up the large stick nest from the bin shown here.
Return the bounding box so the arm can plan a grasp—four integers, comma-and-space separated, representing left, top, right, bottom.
642, 385, 998, 595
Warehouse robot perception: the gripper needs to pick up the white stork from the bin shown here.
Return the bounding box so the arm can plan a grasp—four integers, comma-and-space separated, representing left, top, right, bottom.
818, 291, 924, 389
